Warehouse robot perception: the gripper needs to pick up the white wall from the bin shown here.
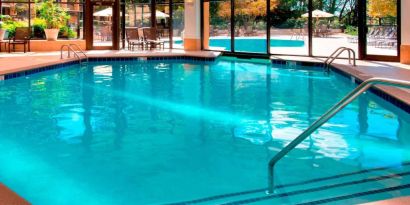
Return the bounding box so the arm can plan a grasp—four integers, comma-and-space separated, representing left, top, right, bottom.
402, 0, 410, 45
184, 0, 201, 39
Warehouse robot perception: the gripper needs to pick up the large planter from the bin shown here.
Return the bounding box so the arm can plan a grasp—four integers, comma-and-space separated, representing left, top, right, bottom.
44, 29, 59, 41
0, 29, 6, 41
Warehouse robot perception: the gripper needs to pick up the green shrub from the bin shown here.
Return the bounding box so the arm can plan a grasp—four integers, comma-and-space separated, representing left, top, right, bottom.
280, 18, 306, 28
2, 21, 28, 38
329, 20, 340, 29
36, 0, 69, 29
32, 18, 46, 38
345, 26, 358, 36
0, 15, 11, 29
59, 26, 77, 38
253, 21, 265, 30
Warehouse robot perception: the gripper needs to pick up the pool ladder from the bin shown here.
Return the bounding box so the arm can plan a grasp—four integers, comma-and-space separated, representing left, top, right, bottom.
324, 47, 356, 69
267, 77, 410, 194
60, 44, 89, 65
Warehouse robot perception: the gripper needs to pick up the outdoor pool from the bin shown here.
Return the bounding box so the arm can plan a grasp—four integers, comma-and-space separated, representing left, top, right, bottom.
174, 38, 305, 53
0, 57, 409, 204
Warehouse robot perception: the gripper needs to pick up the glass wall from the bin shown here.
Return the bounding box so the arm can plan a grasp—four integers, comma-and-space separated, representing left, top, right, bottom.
204, 0, 231, 51
92, 4, 112, 47
125, 0, 151, 27
203, 0, 400, 60
171, 0, 184, 49
123, 0, 183, 50
0, 0, 83, 40
366, 0, 398, 56
1, 1, 30, 40
156, 0, 170, 48
312, 0, 359, 57
270, 0, 308, 55
234, 0, 267, 53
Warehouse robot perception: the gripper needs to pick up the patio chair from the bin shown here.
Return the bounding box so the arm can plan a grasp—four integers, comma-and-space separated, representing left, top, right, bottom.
100, 26, 112, 41
125, 28, 144, 50
8, 27, 31, 53
376, 28, 397, 48
0, 31, 9, 52
318, 24, 331, 37
367, 26, 383, 46
291, 26, 307, 40
143, 27, 165, 50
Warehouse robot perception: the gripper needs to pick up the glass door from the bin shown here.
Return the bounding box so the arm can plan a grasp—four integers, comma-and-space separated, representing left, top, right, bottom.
156, 0, 171, 49
365, 0, 399, 60
92, 4, 114, 49
233, 0, 267, 53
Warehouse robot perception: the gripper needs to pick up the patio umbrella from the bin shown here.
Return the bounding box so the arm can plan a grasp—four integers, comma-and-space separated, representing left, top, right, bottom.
139, 10, 169, 19
154, 10, 169, 19
301, 9, 334, 18
93, 8, 113, 17
93, 8, 167, 19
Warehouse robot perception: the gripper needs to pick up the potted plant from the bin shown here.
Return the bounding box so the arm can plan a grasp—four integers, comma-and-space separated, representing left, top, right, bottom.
37, 0, 69, 41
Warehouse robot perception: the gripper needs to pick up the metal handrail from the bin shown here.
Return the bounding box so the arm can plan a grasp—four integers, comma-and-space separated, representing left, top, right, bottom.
60, 44, 87, 64
60, 45, 71, 59
69, 43, 88, 62
267, 77, 410, 194
60, 45, 82, 63
324, 47, 356, 67
324, 47, 346, 64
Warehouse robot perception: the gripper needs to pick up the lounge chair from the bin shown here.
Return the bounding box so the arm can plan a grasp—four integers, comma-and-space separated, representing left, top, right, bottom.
376, 28, 397, 49
291, 25, 307, 40
367, 26, 384, 46
8, 27, 31, 53
143, 27, 165, 50
125, 28, 144, 50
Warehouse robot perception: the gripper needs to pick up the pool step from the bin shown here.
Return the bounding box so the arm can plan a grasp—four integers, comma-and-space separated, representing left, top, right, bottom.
166, 162, 410, 205
218, 171, 410, 205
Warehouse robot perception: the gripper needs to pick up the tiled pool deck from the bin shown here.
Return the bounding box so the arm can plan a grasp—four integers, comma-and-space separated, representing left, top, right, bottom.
0, 49, 221, 76
0, 183, 30, 205
0, 50, 409, 204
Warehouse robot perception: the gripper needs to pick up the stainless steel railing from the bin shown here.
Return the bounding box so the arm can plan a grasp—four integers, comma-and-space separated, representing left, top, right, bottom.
60, 44, 88, 64
324, 47, 356, 67
69, 44, 89, 63
267, 77, 410, 194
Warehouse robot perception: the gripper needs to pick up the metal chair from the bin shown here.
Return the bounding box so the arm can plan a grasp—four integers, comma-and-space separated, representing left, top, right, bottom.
125, 27, 144, 50
143, 27, 165, 50
8, 27, 31, 53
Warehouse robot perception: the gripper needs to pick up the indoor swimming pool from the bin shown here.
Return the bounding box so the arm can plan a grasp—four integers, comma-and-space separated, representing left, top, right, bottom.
0, 57, 409, 204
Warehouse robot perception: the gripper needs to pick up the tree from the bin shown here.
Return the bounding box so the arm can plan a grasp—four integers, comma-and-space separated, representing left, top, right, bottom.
368, 0, 396, 18
218, 0, 279, 18
217, 0, 279, 30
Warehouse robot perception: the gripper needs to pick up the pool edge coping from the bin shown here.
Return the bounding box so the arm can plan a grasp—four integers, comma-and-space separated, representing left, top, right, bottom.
0, 54, 219, 80
270, 57, 410, 114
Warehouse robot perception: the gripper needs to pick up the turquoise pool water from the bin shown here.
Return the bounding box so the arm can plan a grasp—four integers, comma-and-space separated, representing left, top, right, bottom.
0, 57, 409, 204
174, 38, 305, 53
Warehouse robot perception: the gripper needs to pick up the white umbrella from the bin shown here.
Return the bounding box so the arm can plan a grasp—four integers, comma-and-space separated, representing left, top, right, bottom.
93, 8, 113, 17
93, 8, 168, 19
154, 10, 169, 19
302, 9, 334, 18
